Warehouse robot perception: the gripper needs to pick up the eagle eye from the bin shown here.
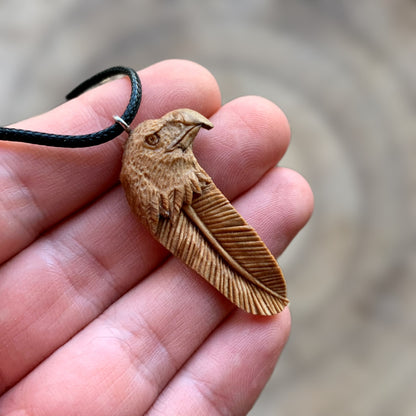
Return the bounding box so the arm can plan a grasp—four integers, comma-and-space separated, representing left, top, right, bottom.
145, 132, 160, 147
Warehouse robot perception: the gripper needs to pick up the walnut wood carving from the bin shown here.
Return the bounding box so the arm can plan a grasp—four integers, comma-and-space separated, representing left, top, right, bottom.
120, 109, 288, 315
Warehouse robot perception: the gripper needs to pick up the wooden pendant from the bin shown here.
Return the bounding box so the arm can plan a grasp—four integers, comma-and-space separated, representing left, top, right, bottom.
120, 109, 288, 315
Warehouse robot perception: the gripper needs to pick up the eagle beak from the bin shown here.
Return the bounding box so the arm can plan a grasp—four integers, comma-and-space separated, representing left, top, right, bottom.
193, 115, 214, 131
165, 109, 214, 152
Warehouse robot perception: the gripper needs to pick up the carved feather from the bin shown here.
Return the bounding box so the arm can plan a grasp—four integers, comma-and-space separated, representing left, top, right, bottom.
120, 108, 288, 315
157, 180, 288, 315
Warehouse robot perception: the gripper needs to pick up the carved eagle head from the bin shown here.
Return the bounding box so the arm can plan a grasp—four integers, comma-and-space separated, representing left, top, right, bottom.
120, 109, 213, 233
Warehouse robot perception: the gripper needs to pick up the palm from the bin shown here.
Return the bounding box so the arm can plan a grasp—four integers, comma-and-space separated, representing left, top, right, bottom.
0, 60, 313, 415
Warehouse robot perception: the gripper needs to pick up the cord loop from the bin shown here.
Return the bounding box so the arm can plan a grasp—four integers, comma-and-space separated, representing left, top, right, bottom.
0, 66, 141, 147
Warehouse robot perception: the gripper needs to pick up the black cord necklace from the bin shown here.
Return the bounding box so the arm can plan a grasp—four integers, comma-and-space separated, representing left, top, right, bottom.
0, 66, 142, 148
0, 65, 289, 315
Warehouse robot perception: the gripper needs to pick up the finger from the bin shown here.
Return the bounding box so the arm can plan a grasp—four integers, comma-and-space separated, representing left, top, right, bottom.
0, 59, 221, 264
0, 96, 291, 392
147, 309, 291, 416
195, 95, 291, 195
237, 166, 314, 255
0, 168, 313, 415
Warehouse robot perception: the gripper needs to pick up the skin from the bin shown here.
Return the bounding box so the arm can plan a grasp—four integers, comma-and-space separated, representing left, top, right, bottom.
0, 60, 313, 415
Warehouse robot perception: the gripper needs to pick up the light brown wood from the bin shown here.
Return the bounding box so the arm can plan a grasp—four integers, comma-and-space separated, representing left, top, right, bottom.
120, 109, 288, 315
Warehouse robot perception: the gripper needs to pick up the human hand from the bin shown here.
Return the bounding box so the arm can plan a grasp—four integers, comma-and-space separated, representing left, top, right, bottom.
0, 60, 313, 415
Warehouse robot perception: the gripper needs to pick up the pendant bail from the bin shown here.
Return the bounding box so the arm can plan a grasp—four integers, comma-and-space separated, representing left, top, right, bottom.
113, 115, 132, 134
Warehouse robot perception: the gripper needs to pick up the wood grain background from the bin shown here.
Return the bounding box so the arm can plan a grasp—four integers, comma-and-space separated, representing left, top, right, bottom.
1, 1, 415, 414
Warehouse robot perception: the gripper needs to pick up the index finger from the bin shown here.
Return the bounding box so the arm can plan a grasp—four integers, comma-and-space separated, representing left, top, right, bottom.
0, 60, 221, 264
